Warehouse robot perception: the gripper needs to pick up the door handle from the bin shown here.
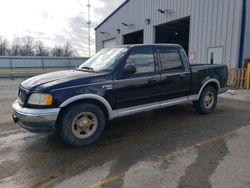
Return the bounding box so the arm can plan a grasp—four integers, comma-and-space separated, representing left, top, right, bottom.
165, 74, 186, 79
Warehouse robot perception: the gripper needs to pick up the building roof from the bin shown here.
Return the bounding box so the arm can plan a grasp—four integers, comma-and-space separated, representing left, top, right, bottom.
94, 0, 130, 30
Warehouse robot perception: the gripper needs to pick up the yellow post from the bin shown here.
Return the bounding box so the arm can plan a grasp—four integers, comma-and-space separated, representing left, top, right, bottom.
247, 63, 250, 90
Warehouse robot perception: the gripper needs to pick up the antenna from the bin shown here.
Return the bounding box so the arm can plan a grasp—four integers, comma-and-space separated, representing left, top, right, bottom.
87, 0, 91, 57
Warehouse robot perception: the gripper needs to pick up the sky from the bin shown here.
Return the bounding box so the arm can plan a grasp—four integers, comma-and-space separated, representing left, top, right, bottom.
0, 0, 125, 56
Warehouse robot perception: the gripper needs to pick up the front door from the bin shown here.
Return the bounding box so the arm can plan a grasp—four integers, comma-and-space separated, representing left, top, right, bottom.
114, 46, 161, 109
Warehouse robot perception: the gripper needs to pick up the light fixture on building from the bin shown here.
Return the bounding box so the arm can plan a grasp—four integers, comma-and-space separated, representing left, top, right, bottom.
116, 28, 121, 34
121, 22, 134, 27
100, 31, 107, 34
145, 18, 151, 25
122, 22, 128, 26
174, 32, 178, 35
157, 9, 171, 15
100, 31, 111, 37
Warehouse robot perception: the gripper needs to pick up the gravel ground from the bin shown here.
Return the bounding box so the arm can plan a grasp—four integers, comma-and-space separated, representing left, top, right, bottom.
0, 79, 250, 188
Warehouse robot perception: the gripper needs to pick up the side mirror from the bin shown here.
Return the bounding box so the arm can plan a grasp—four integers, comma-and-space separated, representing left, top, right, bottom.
123, 64, 136, 75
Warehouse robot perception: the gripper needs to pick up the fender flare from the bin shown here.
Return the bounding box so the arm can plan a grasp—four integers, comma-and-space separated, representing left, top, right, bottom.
197, 78, 220, 100
59, 94, 116, 119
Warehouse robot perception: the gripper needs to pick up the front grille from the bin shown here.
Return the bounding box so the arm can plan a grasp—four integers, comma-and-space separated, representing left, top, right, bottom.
18, 88, 28, 105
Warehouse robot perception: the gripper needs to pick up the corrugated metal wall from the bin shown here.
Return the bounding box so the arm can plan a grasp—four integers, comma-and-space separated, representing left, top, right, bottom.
242, 0, 250, 65
96, 0, 243, 68
0, 56, 88, 78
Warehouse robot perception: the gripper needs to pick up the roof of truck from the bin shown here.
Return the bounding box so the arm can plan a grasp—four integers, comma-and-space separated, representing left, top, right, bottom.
115, 43, 183, 49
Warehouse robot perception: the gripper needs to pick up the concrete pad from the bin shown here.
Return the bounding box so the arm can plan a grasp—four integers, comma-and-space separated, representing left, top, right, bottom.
220, 90, 250, 102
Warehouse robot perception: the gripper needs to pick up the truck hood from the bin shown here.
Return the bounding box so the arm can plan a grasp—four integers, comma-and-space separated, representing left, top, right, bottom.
20, 70, 99, 90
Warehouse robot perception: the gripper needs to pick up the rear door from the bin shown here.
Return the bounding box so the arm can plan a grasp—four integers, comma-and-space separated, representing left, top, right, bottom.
114, 46, 161, 109
156, 46, 191, 100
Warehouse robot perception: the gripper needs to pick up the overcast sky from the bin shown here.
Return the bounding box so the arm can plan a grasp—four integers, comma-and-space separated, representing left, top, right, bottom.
0, 0, 125, 56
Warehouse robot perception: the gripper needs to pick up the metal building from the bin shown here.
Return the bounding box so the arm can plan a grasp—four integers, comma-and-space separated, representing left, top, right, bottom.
95, 0, 250, 68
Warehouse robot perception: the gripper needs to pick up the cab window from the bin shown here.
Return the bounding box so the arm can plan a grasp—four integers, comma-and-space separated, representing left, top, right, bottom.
157, 47, 184, 72
125, 47, 155, 74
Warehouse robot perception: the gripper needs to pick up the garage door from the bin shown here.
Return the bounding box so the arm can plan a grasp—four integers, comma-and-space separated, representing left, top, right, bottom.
155, 17, 190, 54
123, 30, 144, 45
103, 38, 116, 48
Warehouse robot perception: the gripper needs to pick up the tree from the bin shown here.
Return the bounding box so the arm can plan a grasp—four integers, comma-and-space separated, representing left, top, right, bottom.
9, 38, 21, 56
35, 41, 49, 56
0, 36, 79, 57
50, 42, 77, 57
63, 41, 74, 57
19, 36, 35, 56
0, 36, 9, 56
51, 45, 64, 56
51, 42, 75, 57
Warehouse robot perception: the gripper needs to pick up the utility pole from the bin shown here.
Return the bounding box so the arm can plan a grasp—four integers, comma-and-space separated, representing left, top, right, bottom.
87, 0, 91, 57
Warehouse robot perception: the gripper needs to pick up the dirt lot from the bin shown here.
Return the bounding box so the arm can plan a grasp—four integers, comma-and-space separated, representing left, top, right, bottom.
0, 79, 250, 188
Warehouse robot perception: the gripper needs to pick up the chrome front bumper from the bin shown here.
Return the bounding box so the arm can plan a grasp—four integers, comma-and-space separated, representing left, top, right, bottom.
12, 100, 60, 133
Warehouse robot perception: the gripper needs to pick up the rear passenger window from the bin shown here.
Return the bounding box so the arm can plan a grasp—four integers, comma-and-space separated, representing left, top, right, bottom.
157, 48, 184, 71
125, 47, 155, 74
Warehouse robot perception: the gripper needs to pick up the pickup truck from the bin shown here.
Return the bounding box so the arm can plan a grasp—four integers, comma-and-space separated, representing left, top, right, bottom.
12, 44, 228, 147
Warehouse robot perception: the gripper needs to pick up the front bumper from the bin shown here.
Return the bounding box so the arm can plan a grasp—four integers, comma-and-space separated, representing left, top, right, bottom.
12, 100, 60, 133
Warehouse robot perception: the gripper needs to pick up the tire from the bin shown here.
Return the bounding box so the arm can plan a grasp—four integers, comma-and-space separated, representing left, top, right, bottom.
193, 86, 218, 114
59, 103, 106, 147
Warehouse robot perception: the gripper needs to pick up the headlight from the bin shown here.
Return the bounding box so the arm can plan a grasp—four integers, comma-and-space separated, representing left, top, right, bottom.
28, 93, 53, 106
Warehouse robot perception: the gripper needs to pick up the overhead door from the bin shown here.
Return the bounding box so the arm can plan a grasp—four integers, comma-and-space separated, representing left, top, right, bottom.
103, 38, 116, 48
123, 30, 144, 45
155, 17, 190, 55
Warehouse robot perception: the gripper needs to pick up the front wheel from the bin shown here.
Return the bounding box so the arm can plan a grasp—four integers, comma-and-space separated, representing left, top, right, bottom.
59, 103, 106, 147
193, 86, 218, 114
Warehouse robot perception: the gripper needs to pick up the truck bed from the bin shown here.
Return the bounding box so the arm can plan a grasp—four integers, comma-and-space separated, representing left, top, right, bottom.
189, 64, 228, 95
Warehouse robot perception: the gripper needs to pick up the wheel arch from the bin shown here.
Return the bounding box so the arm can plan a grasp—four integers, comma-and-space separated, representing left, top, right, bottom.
197, 79, 220, 100
58, 94, 115, 120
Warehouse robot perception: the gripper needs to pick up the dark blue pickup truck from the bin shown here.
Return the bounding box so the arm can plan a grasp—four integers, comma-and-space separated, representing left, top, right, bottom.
12, 44, 228, 147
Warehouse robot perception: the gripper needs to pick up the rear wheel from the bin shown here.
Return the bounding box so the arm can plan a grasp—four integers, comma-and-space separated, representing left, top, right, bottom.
59, 103, 106, 147
193, 86, 218, 114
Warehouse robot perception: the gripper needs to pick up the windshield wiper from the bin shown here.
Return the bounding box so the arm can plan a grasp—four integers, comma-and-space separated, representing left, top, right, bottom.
77, 66, 95, 73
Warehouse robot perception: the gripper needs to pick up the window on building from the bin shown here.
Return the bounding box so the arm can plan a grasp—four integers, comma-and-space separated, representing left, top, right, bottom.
157, 48, 184, 71
125, 47, 155, 74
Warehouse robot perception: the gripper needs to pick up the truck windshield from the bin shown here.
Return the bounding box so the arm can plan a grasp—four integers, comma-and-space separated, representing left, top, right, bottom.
79, 48, 128, 72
